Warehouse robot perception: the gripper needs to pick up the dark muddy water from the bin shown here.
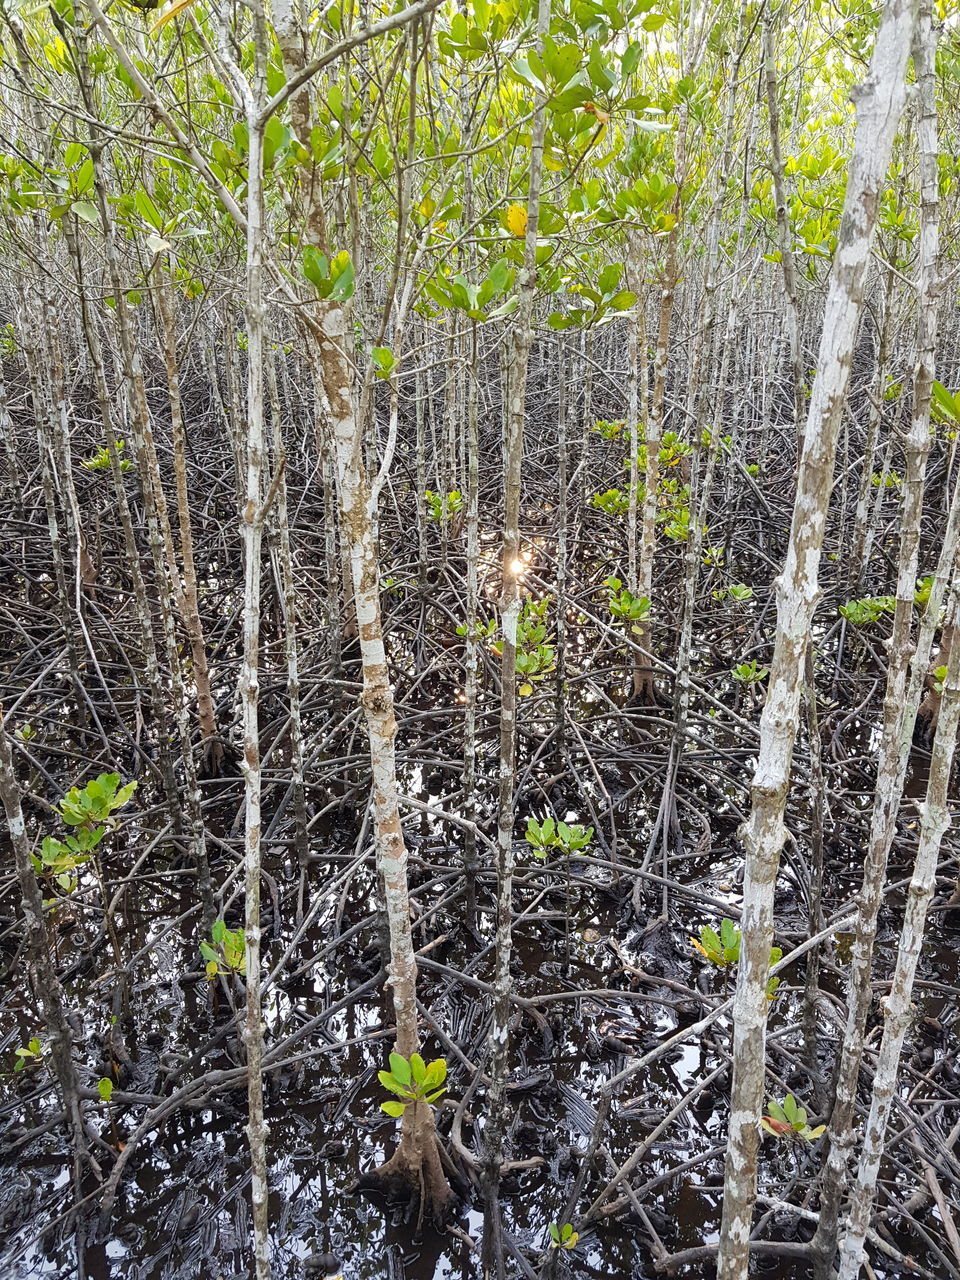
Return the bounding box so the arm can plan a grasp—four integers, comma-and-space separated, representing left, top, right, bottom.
4, 782, 955, 1280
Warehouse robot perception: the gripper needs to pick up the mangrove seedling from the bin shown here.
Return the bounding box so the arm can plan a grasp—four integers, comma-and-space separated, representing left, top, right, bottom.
731, 659, 768, 684
12, 1036, 42, 1073
548, 1222, 579, 1250
591, 487, 631, 517
838, 596, 895, 626
492, 596, 556, 694
378, 1052, 447, 1118
424, 489, 462, 521
761, 1094, 826, 1141
32, 827, 105, 893
31, 772, 135, 894
915, 575, 934, 610
589, 418, 623, 439
526, 816, 558, 856
692, 922, 783, 998
98, 1076, 124, 1148
82, 440, 133, 473
455, 616, 497, 641
200, 919, 246, 979
702, 545, 725, 568
525, 817, 593, 859
691, 918, 740, 966
604, 577, 651, 631
57, 772, 137, 830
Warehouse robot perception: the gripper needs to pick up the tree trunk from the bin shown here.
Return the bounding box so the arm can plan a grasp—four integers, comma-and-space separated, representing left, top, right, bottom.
812, 7, 938, 1271
316, 298, 452, 1222
482, 2, 551, 1272
716, 5, 915, 1275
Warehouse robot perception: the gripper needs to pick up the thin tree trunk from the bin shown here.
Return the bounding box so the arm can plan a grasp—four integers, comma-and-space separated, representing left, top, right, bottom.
0, 716, 91, 1171
482, 0, 551, 1270
716, 5, 915, 1274
215, 2, 274, 1269
763, 0, 804, 433
266, 349, 310, 879
153, 269, 221, 757
812, 7, 938, 1271
837, 565, 960, 1279
316, 296, 452, 1218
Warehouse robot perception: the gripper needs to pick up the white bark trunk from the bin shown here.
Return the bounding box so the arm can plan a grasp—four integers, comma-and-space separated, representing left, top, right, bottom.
717, 5, 916, 1275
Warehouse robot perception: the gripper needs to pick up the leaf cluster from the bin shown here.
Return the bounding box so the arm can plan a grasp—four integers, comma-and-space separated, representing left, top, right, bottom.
762, 1094, 825, 1141
200, 919, 246, 979
379, 1052, 447, 1117
525, 816, 594, 858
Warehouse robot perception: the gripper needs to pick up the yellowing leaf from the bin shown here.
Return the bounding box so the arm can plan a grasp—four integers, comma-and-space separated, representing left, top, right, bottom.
152, 0, 200, 35
518, 682, 533, 696
583, 102, 610, 125
506, 203, 528, 237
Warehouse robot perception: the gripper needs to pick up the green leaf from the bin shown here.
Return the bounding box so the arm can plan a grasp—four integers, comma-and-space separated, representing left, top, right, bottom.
302, 246, 329, 291
97, 1077, 114, 1101
377, 1070, 412, 1099
263, 115, 291, 170
485, 257, 511, 297
113, 781, 137, 809
381, 1100, 407, 1117
330, 255, 355, 301
409, 1053, 427, 1086
486, 294, 519, 321
389, 1053, 411, 1086
768, 1098, 788, 1125
700, 925, 721, 954
622, 41, 642, 75
424, 1059, 447, 1088
932, 380, 959, 424
71, 201, 99, 225
134, 189, 164, 231
371, 346, 397, 379
74, 159, 94, 195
